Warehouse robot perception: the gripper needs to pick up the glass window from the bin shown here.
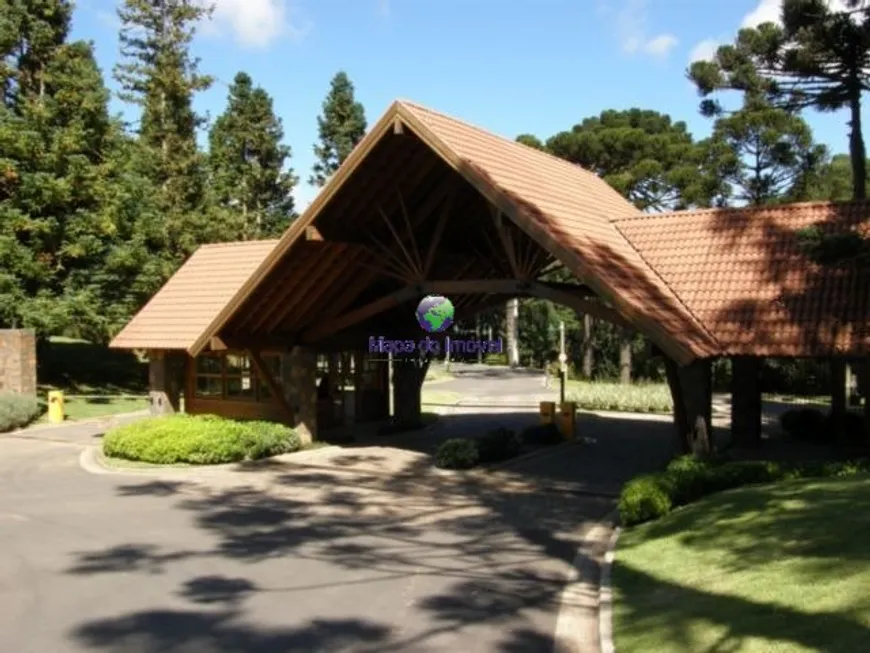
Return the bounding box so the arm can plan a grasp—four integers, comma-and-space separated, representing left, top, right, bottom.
225, 354, 250, 373
195, 375, 222, 397
226, 373, 255, 399
196, 355, 223, 374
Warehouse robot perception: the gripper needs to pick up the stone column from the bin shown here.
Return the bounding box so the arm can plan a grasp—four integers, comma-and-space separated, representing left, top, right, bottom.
0, 329, 36, 395
282, 346, 317, 444
731, 356, 762, 447
148, 350, 185, 415
664, 357, 713, 456
391, 357, 424, 428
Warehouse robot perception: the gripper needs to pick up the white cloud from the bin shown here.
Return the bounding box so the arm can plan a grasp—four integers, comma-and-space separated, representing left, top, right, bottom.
645, 34, 678, 56
613, 0, 678, 59
203, 0, 311, 48
688, 38, 720, 63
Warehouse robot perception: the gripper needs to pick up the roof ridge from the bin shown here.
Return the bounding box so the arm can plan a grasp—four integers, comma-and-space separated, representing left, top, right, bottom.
198, 239, 280, 249
397, 99, 638, 211
613, 199, 870, 223
610, 219, 723, 352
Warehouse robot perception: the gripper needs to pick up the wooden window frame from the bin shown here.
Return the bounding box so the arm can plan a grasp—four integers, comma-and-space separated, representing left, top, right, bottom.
193, 351, 283, 403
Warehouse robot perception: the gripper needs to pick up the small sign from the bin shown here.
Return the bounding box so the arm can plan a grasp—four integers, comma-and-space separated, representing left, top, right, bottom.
558, 353, 567, 363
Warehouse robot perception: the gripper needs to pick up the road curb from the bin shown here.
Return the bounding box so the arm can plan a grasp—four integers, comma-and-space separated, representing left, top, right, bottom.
599, 522, 621, 653
552, 508, 619, 653
17, 409, 150, 433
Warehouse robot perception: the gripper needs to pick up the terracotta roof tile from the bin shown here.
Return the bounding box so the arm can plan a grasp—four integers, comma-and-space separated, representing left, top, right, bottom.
614, 201, 870, 357
109, 240, 279, 351
399, 100, 720, 360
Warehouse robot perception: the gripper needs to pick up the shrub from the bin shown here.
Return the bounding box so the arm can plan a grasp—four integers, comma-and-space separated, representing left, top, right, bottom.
435, 438, 479, 469
103, 414, 301, 465
483, 353, 508, 366
476, 427, 522, 463
779, 407, 826, 442
618, 475, 673, 526
568, 381, 673, 414
0, 392, 41, 432
619, 454, 870, 526
520, 422, 563, 446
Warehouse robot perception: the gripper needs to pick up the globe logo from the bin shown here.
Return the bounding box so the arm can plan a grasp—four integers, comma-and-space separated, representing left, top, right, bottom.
415, 295, 455, 333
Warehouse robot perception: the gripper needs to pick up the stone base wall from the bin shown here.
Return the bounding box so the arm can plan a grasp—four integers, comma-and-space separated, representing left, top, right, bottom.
0, 329, 37, 395
282, 346, 317, 443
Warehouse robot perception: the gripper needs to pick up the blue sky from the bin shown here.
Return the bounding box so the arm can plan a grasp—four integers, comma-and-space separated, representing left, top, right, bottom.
71, 0, 860, 210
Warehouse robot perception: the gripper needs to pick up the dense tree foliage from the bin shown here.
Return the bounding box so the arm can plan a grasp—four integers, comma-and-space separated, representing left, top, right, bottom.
546, 109, 715, 211
310, 71, 367, 187
208, 72, 298, 239
689, 0, 870, 264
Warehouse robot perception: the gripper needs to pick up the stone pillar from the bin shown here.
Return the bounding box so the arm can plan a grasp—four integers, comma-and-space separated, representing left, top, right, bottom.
148, 350, 185, 415
282, 345, 317, 444
731, 356, 762, 447
391, 358, 424, 428
355, 353, 389, 422
665, 357, 713, 456
0, 329, 36, 395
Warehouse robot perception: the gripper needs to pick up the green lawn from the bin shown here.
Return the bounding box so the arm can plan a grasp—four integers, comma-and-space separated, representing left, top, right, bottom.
421, 389, 461, 406
37, 394, 149, 423
613, 475, 870, 653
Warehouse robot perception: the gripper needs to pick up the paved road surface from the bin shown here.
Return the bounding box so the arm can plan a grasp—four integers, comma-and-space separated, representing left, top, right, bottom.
0, 368, 678, 653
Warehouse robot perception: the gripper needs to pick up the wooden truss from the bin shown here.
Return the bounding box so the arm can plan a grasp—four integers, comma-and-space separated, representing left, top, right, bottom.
302, 278, 627, 342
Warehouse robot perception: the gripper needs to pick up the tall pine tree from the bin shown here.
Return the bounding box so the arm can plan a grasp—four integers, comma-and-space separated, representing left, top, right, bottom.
310, 71, 366, 187
208, 72, 297, 239
0, 1, 137, 341
114, 0, 220, 261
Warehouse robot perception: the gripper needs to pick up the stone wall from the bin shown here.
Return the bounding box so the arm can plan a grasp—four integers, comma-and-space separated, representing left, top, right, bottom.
0, 329, 36, 395
282, 345, 317, 443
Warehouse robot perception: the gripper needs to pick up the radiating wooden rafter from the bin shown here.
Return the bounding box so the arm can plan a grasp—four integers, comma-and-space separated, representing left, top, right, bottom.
302, 277, 618, 342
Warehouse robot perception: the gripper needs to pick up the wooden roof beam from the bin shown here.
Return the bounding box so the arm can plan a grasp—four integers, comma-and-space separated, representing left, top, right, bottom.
303, 285, 422, 342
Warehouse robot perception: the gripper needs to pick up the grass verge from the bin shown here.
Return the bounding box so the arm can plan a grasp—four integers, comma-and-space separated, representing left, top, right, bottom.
37, 394, 149, 423
613, 474, 870, 653
421, 390, 461, 406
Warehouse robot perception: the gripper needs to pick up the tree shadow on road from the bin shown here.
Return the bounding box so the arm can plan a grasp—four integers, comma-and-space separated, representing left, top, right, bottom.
64, 407, 680, 652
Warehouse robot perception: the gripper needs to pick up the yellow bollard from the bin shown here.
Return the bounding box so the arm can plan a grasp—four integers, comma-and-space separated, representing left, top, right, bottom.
558, 401, 577, 440
539, 401, 556, 425
47, 390, 65, 424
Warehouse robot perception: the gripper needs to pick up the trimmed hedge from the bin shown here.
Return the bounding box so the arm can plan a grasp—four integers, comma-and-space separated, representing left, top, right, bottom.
476, 427, 522, 463
435, 438, 479, 469
779, 406, 866, 443
0, 392, 41, 432
619, 454, 870, 526
520, 422, 563, 445
102, 414, 301, 465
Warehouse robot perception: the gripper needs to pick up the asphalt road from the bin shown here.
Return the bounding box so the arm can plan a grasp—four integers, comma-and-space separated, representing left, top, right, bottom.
0, 418, 629, 653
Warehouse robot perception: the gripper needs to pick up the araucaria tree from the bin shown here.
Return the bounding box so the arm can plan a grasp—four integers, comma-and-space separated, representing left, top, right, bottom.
702, 102, 827, 205
689, 0, 870, 259
114, 0, 218, 258
208, 72, 298, 239
310, 71, 366, 187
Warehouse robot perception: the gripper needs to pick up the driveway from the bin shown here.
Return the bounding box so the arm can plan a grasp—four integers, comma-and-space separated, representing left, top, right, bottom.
0, 370, 679, 653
